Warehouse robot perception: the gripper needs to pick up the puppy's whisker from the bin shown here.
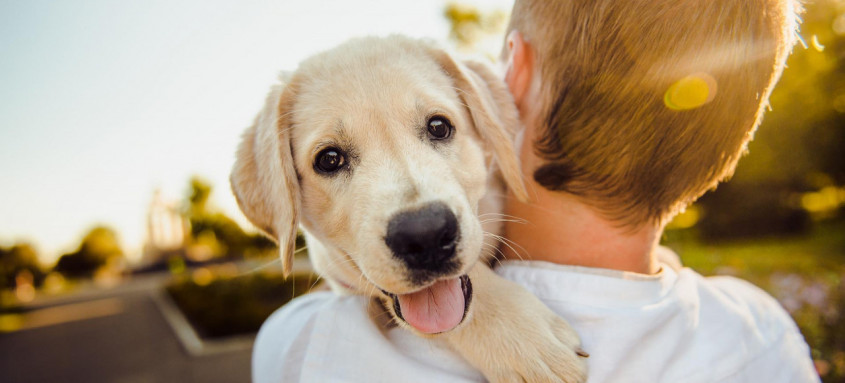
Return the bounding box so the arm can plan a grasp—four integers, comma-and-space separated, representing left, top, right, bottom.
371, 308, 395, 322
366, 283, 380, 298
478, 215, 516, 221
497, 235, 529, 262
480, 243, 506, 267
478, 190, 512, 198
480, 218, 527, 225
272, 110, 297, 128
235, 243, 309, 278
484, 231, 528, 261
307, 275, 325, 292
313, 253, 364, 286
316, 249, 384, 295
481, 242, 507, 261
321, 257, 361, 281
237, 257, 281, 277
504, 238, 528, 261
437, 86, 473, 111
478, 213, 529, 225
478, 212, 527, 222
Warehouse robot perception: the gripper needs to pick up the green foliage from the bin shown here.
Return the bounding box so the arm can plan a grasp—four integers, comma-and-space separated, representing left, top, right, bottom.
54, 226, 123, 279
746, 0, 845, 187
166, 272, 319, 338
0, 243, 45, 290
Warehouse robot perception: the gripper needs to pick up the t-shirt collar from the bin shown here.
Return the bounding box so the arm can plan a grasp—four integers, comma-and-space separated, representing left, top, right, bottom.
495, 258, 680, 308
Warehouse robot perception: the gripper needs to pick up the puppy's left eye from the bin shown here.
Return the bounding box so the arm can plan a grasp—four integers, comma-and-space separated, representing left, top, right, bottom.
427, 116, 453, 140
314, 147, 347, 174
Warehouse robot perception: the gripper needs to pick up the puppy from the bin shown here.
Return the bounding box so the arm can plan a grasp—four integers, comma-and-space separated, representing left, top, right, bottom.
231, 36, 587, 382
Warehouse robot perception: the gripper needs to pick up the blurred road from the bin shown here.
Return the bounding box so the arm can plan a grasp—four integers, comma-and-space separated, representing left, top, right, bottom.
0, 275, 252, 383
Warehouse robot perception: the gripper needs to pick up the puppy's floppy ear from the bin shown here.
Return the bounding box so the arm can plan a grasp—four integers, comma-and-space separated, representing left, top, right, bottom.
230, 75, 301, 276
427, 48, 529, 202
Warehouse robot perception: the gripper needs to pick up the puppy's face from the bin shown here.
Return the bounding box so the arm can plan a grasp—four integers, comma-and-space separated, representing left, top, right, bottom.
291, 40, 488, 297
232, 36, 525, 334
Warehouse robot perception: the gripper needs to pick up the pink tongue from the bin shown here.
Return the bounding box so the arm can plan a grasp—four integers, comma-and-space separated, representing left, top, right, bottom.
397, 278, 465, 334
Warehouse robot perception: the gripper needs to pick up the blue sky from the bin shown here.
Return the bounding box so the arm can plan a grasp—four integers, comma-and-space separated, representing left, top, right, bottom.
0, 0, 513, 263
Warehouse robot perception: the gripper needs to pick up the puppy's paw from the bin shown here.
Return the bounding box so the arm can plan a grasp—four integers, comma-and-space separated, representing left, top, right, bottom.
445, 265, 588, 383
480, 306, 587, 383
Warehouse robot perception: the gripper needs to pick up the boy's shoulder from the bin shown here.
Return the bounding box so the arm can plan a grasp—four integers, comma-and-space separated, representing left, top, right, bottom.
495, 259, 819, 382
681, 269, 808, 352
666, 269, 819, 382
695, 272, 796, 332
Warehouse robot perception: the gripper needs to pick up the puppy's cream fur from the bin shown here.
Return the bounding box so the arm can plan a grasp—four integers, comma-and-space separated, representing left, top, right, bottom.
232, 36, 586, 382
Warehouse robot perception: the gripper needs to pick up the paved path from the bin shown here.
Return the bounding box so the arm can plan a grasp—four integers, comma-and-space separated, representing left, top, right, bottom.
0, 277, 252, 383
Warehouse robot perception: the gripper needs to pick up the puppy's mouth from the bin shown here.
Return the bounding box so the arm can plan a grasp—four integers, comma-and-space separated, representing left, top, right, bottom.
382, 274, 472, 334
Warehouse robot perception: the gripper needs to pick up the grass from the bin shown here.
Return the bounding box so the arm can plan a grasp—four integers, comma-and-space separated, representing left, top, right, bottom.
664, 220, 844, 281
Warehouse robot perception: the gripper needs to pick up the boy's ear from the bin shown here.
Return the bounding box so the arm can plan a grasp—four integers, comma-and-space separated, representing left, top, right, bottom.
504, 30, 535, 110
230, 75, 301, 276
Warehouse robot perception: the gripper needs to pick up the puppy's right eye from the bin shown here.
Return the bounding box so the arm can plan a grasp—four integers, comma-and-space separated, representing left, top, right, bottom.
314, 147, 347, 174
427, 116, 453, 140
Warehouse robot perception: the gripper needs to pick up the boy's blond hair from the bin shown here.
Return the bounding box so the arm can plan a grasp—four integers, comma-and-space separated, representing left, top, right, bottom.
507, 0, 800, 226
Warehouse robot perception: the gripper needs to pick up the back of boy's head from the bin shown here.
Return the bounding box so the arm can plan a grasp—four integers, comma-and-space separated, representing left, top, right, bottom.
506, 0, 801, 227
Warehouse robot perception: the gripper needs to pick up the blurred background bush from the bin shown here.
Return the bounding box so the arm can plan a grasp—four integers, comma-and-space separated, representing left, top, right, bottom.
166, 271, 317, 338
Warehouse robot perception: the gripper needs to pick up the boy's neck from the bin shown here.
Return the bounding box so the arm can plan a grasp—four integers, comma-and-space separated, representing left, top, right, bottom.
502, 90, 661, 274
501, 178, 662, 275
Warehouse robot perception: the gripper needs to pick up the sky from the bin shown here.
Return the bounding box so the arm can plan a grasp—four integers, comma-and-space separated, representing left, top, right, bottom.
0, 0, 514, 264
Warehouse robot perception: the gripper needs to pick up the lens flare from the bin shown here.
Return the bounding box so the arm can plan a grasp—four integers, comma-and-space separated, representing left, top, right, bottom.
664, 73, 717, 111
811, 35, 825, 52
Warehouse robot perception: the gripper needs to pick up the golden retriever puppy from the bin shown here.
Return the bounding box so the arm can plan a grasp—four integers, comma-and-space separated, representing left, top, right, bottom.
231, 35, 587, 382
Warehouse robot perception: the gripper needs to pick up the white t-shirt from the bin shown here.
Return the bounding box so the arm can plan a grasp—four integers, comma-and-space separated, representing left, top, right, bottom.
252, 259, 820, 383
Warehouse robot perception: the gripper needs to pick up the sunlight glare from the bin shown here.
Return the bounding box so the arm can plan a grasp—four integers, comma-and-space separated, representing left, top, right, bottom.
664, 73, 717, 111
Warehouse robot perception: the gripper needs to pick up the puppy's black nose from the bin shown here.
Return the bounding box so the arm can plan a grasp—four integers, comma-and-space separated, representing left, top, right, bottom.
385, 202, 459, 272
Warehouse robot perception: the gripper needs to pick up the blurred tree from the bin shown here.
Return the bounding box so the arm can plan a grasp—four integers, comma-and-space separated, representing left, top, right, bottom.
185, 176, 276, 259
188, 176, 212, 217
696, 0, 845, 239
0, 243, 45, 290
444, 2, 508, 56
445, 3, 483, 48
54, 226, 123, 279
738, 0, 845, 186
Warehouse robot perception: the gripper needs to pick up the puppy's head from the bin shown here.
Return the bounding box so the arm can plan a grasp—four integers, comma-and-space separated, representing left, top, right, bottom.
231, 36, 525, 334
